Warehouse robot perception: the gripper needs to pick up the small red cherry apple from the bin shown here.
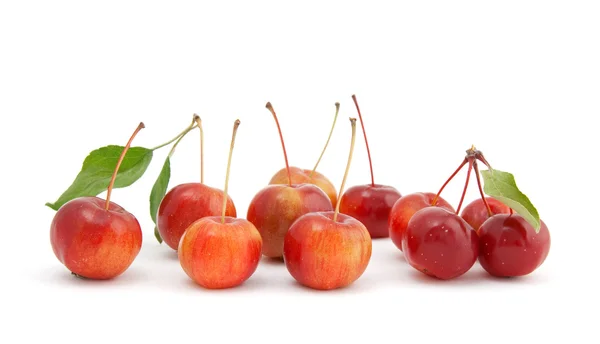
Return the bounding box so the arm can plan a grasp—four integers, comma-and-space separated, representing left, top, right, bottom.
269, 102, 340, 206
338, 95, 401, 238
403, 207, 478, 280
388, 192, 455, 251
179, 120, 262, 289
460, 197, 511, 231
478, 214, 550, 277
247, 102, 333, 259
284, 118, 372, 290
50, 123, 145, 279
157, 115, 236, 250
392, 145, 488, 252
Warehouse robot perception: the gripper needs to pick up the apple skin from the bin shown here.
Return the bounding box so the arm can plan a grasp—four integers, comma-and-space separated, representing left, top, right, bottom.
247, 184, 333, 258
283, 212, 372, 290
178, 216, 262, 289
478, 214, 550, 277
388, 192, 455, 251
50, 197, 142, 279
338, 184, 401, 238
460, 197, 511, 231
269, 166, 337, 207
157, 183, 236, 250
403, 207, 478, 280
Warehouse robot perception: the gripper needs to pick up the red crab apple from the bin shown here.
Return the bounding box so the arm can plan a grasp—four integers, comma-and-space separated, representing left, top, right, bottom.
247, 102, 333, 258
179, 120, 262, 289
284, 118, 372, 290
269, 103, 340, 206
461, 197, 511, 231
478, 214, 550, 277
50, 123, 145, 279
388, 192, 455, 251
403, 207, 478, 280
157, 115, 236, 250
392, 146, 488, 252
338, 95, 401, 238
269, 167, 337, 208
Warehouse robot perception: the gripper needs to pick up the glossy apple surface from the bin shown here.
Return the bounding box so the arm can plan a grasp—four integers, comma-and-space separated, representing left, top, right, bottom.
179, 216, 262, 289
403, 207, 478, 280
157, 183, 236, 250
388, 192, 455, 251
339, 184, 401, 238
247, 184, 333, 258
478, 214, 550, 277
460, 197, 511, 231
284, 212, 372, 290
269, 167, 337, 207
50, 197, 142, 279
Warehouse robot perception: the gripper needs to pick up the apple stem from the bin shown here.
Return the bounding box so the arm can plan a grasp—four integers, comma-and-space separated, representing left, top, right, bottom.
473, 161, 493, 217
222, 119, 240, 224
266, 102, 292, 187
150, 121, 197, 151
194, 115, 205, 184
455, 159, 474, 215
352, 95, 375, 186
168, 116, 197, 158
431, 158, 467, 206
334, 118, 357, 222
105, 122, 145, 211
310, 102, 340, 178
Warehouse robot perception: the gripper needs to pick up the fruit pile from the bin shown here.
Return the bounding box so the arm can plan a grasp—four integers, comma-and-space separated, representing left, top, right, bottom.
46, 95, 550, 290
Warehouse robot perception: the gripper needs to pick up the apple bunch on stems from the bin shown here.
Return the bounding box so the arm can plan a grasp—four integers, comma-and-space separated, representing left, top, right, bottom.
389, 146, 551, 279
46, 95, 550, 288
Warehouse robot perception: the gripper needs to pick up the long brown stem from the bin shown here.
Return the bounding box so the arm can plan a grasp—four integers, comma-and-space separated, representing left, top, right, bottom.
311, 102, 340, 178
266, 102, 292, 187
432, 158, 467, 206
456, 159, 474, 214
222, 120, 240, 223
352, 95, 375, 186
105, 122, 145, 210
473, 161, 493, 216
334, 118, 357, 222
194, 115, 204, 184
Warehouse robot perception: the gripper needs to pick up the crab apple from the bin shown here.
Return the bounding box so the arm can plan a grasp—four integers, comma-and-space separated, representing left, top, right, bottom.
478, 214, 550, 277
403, 207, 478, 280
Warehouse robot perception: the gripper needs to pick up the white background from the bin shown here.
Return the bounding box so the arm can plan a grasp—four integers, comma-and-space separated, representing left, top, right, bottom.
1, 1, 598, 343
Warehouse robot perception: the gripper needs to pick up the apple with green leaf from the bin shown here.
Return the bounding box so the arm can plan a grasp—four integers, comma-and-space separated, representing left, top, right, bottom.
49, 123, 145, 279
156, 115, 236, 250
402, 146, 551, 279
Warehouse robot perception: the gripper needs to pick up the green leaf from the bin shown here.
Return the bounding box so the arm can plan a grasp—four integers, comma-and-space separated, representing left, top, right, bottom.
149, 157, 171, 243
45, 146, 153, 210
154, 227, 163, 244
481, 169, 541, 232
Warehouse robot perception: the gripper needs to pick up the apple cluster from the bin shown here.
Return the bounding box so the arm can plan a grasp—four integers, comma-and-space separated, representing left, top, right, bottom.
47, 96, 550, 290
